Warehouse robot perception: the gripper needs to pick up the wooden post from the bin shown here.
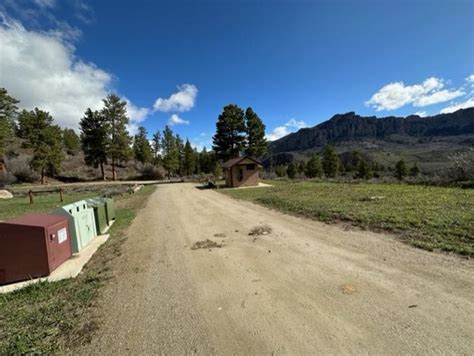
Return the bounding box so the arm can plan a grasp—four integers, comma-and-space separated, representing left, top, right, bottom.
28, 190, 34, 205
59, 188, 64, 202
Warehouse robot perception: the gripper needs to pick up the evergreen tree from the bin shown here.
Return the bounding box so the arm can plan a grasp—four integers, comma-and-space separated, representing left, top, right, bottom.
212, 104, 246, 161
274, 165, 286, 178
80, 108, 109, 180
410, 163, 421, 177
322, 145, 340, 177
175, 134, 184, 175
286, 162, 297, 179
297, 160, 306, 175
63, 128, 80, 154
152, 130, 162, 162
133, 126, 153, 164
394, 159, 408, 180
305, 154, 323, 178
0, 88, 19, 157
161, 125, 179, 178
101, 94, 132, 180
348, 150, 362, 172
193, 148, 200, 174
183, 139, 195, 176
199, 147, 210, 173
356, 159, 373, 179
244, 107, 267, 157
18, 109, 63, 184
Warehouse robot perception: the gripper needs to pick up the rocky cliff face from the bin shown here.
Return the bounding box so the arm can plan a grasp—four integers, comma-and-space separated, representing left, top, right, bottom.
268, 108, 474, 154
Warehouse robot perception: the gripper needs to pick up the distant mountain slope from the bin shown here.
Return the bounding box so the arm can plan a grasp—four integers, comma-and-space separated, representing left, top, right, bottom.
269, 108, 474, 154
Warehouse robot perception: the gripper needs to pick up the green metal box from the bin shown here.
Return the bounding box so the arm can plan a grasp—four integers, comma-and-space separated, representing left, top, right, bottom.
99, 197, 116, 225
53, 200, 97, 253
86, 198, 108, 235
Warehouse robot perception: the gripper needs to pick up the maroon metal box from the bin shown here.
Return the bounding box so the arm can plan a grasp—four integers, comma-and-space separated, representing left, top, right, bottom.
0, 213, 72, 285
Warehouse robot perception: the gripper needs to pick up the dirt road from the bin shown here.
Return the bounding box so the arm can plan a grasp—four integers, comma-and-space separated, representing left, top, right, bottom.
78, 183, 474, 355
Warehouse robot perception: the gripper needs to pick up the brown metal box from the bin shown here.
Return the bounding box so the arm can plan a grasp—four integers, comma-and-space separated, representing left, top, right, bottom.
0, 213, 72, 285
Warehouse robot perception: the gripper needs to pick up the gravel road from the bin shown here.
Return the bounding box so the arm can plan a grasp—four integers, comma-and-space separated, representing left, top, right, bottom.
77, 183, 474, 355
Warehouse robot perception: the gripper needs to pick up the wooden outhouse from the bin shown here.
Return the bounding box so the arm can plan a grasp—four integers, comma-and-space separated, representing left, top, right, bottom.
222, 156, 263, 188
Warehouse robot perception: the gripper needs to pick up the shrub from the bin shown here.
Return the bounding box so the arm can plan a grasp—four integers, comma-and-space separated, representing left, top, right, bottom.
448, 148, 474, 182
6, 155, 39, 183
136, 163, 165, 180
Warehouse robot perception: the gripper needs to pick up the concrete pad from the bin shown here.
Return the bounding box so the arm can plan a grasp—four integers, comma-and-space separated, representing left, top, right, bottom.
0, 232, 110, 294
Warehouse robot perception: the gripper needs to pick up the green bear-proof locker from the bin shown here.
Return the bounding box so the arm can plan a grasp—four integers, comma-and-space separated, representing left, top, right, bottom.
99, 197, 116, 225
86, 198, 108, 235
53, 200, 97, 253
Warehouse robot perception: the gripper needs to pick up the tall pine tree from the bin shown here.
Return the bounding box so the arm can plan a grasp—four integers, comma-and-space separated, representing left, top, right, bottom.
80, 108, 109, 180
212, 104, 246, 161
0, 88, 19, 158
183, 139, 196, 176
152, 130, 162, 162
245, 107, 267, 157
133, 126, 153, 164
322, 144, 340, 178
175, 134, 184, 175
63, 128, 80, 154
18, 109, 63, 184
101, 94, 132, 180
161, 125, 179, 179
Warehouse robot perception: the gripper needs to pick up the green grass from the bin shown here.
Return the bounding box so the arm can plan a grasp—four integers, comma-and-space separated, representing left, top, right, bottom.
0, 192, 95, 221
0, 185, 156, 354
222, 180, 474, 255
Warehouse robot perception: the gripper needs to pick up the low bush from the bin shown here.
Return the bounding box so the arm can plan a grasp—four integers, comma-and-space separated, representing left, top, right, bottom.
136, 163, 165, 180
6, 155, 39, 183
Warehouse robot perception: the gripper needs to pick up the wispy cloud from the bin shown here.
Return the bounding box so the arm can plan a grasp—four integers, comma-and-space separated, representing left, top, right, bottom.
366, 77, 465, 111
153, 84, 198, 112
266, 118, 308, 141
168, 114, 190, 126
33, 0, 56, 9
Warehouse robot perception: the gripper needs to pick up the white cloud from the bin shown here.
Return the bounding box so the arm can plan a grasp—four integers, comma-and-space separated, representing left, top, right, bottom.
153, 84, 198, 112
168, 114, 190, 126
366, 77, 465, 111
414, 111, 428, 117
266, 118, 308, 141
0, 13, 148, 131
466, 74, 474, 83
124, 98, 150, 123
266, 126, 290, 141
414, 88, 465, 107
440, 97, 474, 114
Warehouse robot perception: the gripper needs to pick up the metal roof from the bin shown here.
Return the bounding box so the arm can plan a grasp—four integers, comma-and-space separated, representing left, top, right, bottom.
221, 156, 263, 169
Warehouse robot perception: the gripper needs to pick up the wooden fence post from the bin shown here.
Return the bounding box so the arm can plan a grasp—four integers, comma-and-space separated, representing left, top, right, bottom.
28, 190, 34, 205
59, 188, 64, 202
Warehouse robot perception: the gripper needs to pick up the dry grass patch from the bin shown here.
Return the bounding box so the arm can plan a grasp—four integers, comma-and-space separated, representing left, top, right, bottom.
191, 239, 224, 250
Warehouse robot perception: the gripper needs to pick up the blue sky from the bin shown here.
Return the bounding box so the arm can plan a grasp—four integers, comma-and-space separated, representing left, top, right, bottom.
1, 0, 473, 148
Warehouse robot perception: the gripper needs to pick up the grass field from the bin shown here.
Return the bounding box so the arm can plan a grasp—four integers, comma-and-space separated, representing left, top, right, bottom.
0, 185, 155, 354
0, 192, 95, 221
222, 180, 474, 255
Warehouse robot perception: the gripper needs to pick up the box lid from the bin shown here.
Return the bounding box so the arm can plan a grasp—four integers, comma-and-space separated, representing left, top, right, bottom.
3, 213, 68, 227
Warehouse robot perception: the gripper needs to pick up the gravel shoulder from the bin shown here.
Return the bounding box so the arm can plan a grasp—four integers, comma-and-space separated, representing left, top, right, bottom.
77, 183, 474, 355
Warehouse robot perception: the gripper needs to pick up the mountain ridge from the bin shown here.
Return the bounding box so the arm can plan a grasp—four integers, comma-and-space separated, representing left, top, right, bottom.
268, 108, 474, 154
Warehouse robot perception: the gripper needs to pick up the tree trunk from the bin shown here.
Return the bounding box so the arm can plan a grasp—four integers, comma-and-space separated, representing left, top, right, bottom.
41, 169, 46, 185
100, 162, 106, 181
112, 157, 117, 181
